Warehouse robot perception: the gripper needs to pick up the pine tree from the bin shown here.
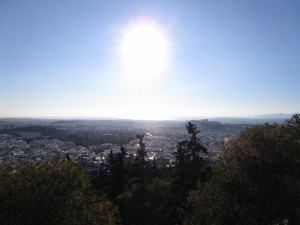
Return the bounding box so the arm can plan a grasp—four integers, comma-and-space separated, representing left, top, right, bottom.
107, 146, 127, 199
175, 121, 207, 192
134, 134, 147, 225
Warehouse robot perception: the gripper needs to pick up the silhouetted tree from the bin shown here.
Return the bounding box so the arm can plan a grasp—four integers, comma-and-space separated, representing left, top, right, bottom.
134, 134, 147, 225
170, 121, 208, 224
106, 146, 127, 198
175, 121, 207, 194
107, 145, 128, 220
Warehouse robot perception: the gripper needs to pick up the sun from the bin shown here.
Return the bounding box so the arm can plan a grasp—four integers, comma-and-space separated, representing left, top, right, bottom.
119, 17, 170, 85
112, 17, 172, 120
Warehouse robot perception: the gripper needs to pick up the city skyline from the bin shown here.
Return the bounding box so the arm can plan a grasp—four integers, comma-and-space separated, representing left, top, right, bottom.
1, 1, 300, 119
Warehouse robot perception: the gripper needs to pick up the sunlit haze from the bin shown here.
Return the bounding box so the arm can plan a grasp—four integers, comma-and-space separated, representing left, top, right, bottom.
0, 1, 299, 119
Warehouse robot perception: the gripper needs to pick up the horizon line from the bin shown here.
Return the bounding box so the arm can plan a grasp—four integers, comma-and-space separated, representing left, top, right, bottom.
0, 113, 295, 121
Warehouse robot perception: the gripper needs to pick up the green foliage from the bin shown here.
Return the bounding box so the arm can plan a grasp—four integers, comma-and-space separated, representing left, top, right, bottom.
185, 115, 300, 225
0, 158, 119, 225
170, 121, 208, 224
145, 177, 173, 225
119, 177, 173, 225
174, 121, 207, 195
9, 125, 64, 137
110, 145, 127, 198
7, 117, 299, 225
99, 134, 176, 225
134, 134, 147, 169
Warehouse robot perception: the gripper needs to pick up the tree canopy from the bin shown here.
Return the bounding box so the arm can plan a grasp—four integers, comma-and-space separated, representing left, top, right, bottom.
0, 158, 119, 225
1, 116, 300, 225
186, 115, 300, 225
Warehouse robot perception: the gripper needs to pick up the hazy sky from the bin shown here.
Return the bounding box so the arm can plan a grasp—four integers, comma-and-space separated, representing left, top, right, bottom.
1, 0, 300, 119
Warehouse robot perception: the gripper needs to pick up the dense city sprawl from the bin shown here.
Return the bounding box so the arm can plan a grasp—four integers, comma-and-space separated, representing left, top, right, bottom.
0, 116, 299, 225
0, 119, 246, 175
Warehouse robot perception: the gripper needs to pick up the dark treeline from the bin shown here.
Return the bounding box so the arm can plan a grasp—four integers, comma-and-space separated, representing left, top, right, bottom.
0, 115, 299, 225
93, 121, 208, 225
2, 125, 138, 146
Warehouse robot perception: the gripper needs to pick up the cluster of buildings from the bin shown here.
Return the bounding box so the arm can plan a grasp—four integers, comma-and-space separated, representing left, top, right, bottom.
0, 120, 236, 179
0, 133, 184, 179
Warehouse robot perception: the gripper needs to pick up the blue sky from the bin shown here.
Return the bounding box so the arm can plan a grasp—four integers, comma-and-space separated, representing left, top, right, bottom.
1, 0, 299, 119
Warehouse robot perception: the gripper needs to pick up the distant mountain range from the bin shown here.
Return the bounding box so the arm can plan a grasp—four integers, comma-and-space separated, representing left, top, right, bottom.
250, 113, 293, 118
211, 114, 293, 124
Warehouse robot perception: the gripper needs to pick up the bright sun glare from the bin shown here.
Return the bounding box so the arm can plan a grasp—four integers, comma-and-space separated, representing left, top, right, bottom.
119, 17, 170, 85
112, 17, 174, 120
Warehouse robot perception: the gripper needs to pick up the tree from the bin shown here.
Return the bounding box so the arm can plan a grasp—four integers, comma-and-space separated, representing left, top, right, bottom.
106, 145, 128, 221
170, 121, 208, 225
135, 134, 147, 170
106, 145, 127, 201
134, 134, 147, 225
0, 158, 119, 225
145, 177, 173, 225
114, 145, 127, 196
186, 116, 300, 225
175, 121, 208, 194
